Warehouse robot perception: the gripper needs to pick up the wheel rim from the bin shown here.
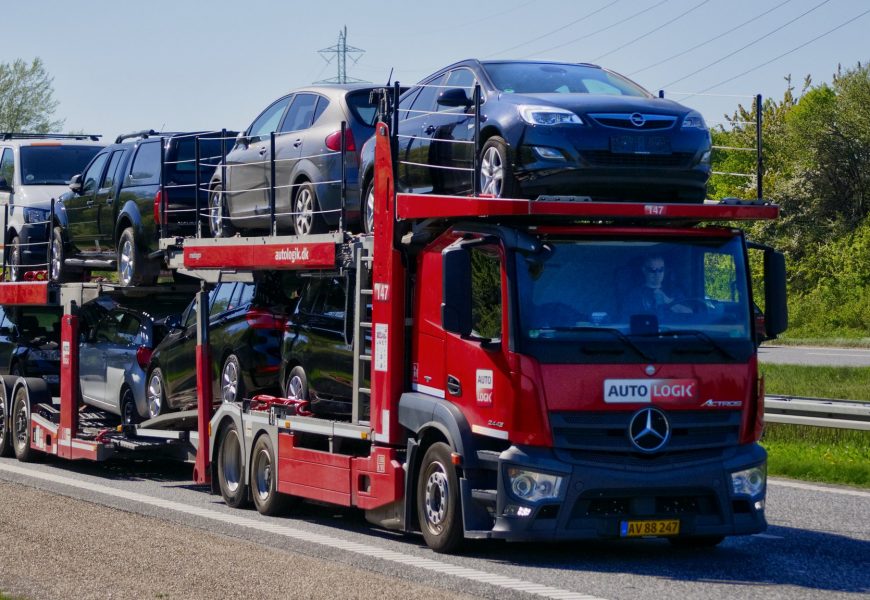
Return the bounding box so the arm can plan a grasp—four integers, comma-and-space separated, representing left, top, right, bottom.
480, 146, 504, 197
423, 461, 450, 533
0, 398, 6, 441
50, 236, 62, 281
221, 430, 242, 493
294, 188, 313, 235
147, 374, 163, 418
287, 374, 304, 399
210, 189, 223, 235
365, 185, 375, 234
14, 399, 27, 451
222, 360, 238, 403
122, 392, 135, 424
9, 241, 20, 282
254, 447, 272, 500
119, 239, 134, 285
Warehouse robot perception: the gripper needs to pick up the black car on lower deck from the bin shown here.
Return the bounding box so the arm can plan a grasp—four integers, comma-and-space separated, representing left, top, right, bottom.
359, 59, 712, 217
0, 305, 62, 394
145, 274, 298, 418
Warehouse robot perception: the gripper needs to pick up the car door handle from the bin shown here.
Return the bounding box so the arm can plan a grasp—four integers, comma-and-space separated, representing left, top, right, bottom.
258, 147, 268, 155
424, 125, 436, 135
293, 139, 302, 148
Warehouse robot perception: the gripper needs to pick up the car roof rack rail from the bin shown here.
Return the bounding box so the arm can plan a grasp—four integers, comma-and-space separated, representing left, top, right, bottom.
1, 132, 102, 141
114, 129, 162, 144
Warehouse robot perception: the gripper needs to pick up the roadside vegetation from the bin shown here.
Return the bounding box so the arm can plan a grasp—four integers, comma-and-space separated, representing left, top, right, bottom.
761, 364, 870, 401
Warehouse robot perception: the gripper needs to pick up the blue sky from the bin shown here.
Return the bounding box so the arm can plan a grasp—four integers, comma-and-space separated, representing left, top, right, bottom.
4, 0, 867, 139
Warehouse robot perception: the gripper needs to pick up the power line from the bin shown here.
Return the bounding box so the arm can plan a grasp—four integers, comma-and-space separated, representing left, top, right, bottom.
592, 0, 712, 62
521, 0, 669, 60
629, 0, 795, 77
426, 0, 536, 36
661, 0, 831, 89
693, 7, 870, 96
485, 0, 621, 58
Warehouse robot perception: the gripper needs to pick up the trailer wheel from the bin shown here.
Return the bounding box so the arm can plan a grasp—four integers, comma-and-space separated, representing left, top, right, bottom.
417, 442, 463, 553
250, 434, 292, 516
11, 387, 37, 462
217, 422, 250, 509
0, 395, 12, 457
669, 535, 725, 549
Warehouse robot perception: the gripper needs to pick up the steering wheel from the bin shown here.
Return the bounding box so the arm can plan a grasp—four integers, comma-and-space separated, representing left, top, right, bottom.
670, 297, 714, 314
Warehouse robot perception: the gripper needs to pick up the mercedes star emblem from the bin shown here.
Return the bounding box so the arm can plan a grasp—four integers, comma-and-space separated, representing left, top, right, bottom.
628, 407, 670, 452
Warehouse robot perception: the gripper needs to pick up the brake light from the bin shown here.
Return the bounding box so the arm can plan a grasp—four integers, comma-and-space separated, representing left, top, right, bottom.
153, 189, 164, 226
245, 309, 284, 330
325, 128, 356, 152
136, 346, 153, 369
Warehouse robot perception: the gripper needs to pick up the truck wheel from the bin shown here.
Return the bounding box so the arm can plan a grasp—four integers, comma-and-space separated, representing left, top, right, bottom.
417, 442, 463, 553
11, 387, 37, 462
209, 183, 236, 238
8, 235, 21, 281
217, 422, 249, 508
669, 535, 725, 548
292, 182, 325, 237
118, 227, 157, 287
0, 396, 12, 457
146, 368, 166, 419
220, 354, 245, 404
250, 434, 292, 516
479, 136, 517, 199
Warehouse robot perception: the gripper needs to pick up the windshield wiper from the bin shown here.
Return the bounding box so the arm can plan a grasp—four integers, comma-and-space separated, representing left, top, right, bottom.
550, 326, 655, 362
637, 329, 735, 360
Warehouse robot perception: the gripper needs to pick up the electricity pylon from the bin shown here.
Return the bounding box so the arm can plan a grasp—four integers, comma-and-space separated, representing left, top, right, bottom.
316, 26, 368, 84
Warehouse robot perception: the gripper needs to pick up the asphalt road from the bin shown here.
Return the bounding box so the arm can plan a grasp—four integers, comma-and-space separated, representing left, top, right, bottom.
0, 456, 867, 600
758, 345, 870, 367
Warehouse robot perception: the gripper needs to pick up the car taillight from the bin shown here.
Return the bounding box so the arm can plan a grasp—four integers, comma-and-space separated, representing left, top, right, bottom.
325, 128, 356, 152
136, 346, 153, 369
153, 189, 164, 226
245, 309, 284, 330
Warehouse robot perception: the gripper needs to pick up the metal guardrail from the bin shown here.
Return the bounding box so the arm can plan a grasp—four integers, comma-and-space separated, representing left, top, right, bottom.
764, 395, 870, 431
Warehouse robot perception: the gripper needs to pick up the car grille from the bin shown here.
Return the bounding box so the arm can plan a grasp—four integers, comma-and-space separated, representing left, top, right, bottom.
581, 151, 694, 168
550, 410, 742, 455
588, 113, 677, 130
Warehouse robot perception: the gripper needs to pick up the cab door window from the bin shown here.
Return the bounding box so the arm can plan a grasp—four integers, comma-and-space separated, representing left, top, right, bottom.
0, 149, 14, 187
470, 246, 502, 341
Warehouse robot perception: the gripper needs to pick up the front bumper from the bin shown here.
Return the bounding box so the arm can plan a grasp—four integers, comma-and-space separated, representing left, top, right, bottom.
466, 443, 767, 542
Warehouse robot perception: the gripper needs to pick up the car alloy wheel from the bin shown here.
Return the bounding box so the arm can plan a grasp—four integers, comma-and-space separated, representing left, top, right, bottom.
147, 371, 164, 418
50, 234, 63, 282
294, 187, 314, 236
480, 145, 505, 197
8, 236, 21, 282
221, 359, 239, 403
364, 181, 375, 235
119, 238, 135, 286
287, 374, 305, 399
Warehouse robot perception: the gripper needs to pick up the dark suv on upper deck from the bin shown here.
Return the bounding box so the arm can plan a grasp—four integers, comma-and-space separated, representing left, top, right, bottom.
51, 130, 228, 286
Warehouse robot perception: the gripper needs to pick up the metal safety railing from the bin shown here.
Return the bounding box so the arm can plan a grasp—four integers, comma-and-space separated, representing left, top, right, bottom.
159, 124, 351, 240
764, 395, 870, 431
0, 198, 56, 282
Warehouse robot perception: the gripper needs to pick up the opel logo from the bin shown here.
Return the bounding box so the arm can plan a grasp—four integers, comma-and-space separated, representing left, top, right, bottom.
628, 407, 670, 453
630, 113, 646, 127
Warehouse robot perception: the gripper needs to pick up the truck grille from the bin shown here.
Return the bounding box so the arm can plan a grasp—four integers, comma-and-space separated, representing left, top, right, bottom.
550, 410, 741, 455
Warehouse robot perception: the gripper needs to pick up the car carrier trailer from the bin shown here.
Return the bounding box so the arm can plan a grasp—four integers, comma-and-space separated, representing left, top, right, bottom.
0, 117, 787, 554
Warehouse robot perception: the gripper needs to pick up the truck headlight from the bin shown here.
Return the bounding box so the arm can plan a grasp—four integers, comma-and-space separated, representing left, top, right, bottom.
519, 105, 583, 126
23, 207, 50, 224
731, 464, 766, 497
506, 467, 563, 502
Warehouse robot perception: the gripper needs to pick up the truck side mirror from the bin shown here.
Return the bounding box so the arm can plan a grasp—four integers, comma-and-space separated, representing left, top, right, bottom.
763, 249, 788, 339
68, 174, 83, 194
441, 244, 472, 336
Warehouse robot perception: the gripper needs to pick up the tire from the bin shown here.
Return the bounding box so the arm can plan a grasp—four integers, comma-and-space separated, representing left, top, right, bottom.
250, 434, 292, 516
120, 387, 140, 425
8, 235, 21, 282
11, 387, 37, 462
9, 363, 22, 377
118, 227, 157, 287
668, 535, 725, 549
417, 442, 464, 553
146, 368, 167, 419
292, 182, 326, 237
217, 422, 250, 508
49, 226, 70, 283
0, 395, 12, 458
479, 136, 517, 199
220, 354, 245, 404
284, 366, 308, 401
362, 178, 375, 235
209, 183, 236, 238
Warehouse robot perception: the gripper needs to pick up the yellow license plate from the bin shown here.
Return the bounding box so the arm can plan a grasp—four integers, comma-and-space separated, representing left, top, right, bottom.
620, 519, 680, 537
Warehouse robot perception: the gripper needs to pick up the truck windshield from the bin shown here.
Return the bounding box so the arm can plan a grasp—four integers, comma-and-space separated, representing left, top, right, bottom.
515, 236, 753, 363
19, 145, 101, 185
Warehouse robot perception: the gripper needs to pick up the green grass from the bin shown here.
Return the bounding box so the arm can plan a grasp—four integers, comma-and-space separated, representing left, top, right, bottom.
762, 424, 870, 488
771, 337, 870, 348
760, 363, 870, 401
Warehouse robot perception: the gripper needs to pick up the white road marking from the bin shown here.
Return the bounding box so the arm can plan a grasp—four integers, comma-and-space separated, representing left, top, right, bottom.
769, 478, 870, 498
0, 462, 603, 600
806, 352, 868, 358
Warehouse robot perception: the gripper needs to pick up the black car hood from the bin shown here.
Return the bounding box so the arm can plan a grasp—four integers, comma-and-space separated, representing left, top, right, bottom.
495, 92, 692, 116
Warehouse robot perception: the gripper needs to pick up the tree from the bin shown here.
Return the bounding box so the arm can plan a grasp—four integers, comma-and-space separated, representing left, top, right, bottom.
0, 57, 63, 133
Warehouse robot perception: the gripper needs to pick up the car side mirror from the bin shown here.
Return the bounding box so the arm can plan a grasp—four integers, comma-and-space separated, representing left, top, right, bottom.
68, 174, 83, 194
437, 87, 472, 108
165, 314, 182, 331
0, 177, 11, 192
236, 131, 250, 147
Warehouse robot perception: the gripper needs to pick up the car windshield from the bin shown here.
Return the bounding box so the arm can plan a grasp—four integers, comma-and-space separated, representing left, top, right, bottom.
482, 62, 650, 97
515, 236, 753, 362
19, 145, 102, 185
